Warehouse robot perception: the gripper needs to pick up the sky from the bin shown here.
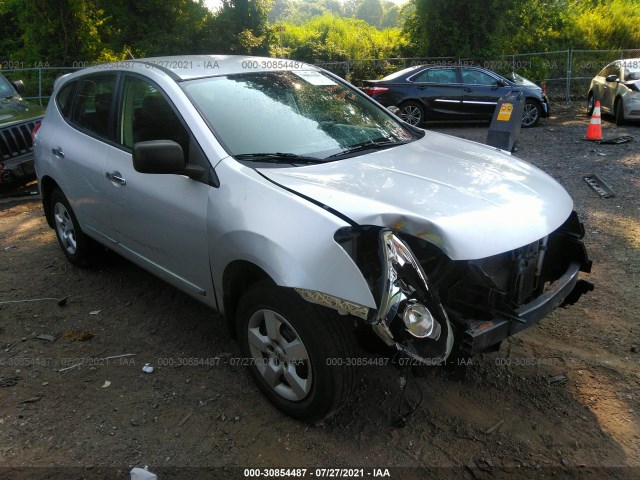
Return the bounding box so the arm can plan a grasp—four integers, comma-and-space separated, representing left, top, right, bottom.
204, 0, 410, 12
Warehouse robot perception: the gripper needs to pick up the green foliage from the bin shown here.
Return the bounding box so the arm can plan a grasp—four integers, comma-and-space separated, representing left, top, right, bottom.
96, 0, 213, 58
499, 0, 578, 52
3, 0, 107, 65
209, 0, 274, 54
572, 0, 640, 49
404, 0, 511, 58
276, 14, 406, 61
269, 0, 403, 29
403, 0, 640, 57
3, 0, 640, 77
273, 13, 407, 83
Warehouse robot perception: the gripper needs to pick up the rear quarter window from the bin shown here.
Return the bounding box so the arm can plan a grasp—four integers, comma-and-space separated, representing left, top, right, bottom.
56, 82, 76, 119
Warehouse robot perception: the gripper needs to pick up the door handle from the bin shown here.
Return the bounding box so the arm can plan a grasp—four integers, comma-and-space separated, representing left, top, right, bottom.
51, 147, 64, 158
106, 171, 126, 186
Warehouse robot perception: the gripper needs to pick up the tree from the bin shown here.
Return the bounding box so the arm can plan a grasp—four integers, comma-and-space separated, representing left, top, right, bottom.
0, 0, 22, 58
96, 0, 213, 58
210, 0, 273, 54
381, 5, 400, 29
10, 0, 106, 65
355, 0, 384, 28
499, 0, 576, 53
573, 0, 640, 49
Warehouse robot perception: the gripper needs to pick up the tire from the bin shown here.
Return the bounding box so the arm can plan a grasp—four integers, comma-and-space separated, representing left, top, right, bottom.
587, 93, 595, 116
236, 281, 359, 422
615, 98, 626, 126
398, 101, 424, 126
50, 188, 99, 268
521, 99, 541, 128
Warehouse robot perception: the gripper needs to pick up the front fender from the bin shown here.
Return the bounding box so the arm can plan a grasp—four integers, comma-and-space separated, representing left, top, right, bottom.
207, 159, 376, 314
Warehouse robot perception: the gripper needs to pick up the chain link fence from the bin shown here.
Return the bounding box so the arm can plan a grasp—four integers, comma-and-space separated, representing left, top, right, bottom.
2, 49, 639, 105
0, 66, 82, 107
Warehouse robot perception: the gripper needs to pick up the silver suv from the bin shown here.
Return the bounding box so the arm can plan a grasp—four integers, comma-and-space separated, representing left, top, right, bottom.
34, 56, 592, 422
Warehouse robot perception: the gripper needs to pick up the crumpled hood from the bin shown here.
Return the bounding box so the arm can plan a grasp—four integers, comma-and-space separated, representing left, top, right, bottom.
259, 131, 573, 260
0, 97, 45, 126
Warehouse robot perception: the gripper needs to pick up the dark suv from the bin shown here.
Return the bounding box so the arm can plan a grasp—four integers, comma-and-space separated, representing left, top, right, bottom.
0, 73, 45, 185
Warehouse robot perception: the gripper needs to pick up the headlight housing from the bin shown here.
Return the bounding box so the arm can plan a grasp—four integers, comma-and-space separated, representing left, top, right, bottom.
372, 230, 453, 363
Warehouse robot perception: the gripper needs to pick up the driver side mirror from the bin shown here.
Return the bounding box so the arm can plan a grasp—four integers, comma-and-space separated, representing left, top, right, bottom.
133, 140, 204, 180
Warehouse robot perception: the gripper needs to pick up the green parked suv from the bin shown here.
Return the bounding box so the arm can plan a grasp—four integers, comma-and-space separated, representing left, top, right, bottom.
0, 73, 45, 185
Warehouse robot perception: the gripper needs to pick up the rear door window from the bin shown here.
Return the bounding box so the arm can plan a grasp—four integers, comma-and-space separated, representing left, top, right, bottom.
70, 75, 117, 139
412, 68, 458, 84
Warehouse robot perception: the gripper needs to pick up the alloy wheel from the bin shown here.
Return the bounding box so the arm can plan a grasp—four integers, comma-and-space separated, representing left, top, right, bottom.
400, 105, 422, 126
54, 202, 77, 255
246, 309, 312, 401
522, 102, 540, 127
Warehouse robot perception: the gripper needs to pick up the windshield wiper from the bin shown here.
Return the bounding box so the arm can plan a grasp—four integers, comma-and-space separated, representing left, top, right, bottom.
234, 152, 325, 164
325, 140, 409, 159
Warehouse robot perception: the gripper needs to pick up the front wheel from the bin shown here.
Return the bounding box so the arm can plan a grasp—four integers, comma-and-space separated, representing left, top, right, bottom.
521, 99, 541, 128
398, 101, 424, 126
236, 281, 360, 422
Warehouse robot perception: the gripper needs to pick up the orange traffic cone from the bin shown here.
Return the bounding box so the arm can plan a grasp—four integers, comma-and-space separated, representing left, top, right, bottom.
585, 101, 603, 141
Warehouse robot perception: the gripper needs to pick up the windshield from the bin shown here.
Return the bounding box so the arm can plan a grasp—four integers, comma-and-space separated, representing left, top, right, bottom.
184, 70, 414, 161
0, 75, 15, 97
508, 72, 537, 87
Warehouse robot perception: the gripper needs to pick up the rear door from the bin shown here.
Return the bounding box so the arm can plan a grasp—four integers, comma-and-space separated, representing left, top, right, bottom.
104, 74, 215, 300
51, 74, 118, 241
460, 67, 511, 118
409, 67, 463, 119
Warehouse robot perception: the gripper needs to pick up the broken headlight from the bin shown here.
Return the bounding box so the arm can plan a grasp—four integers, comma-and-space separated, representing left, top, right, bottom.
372, 230, 453, 363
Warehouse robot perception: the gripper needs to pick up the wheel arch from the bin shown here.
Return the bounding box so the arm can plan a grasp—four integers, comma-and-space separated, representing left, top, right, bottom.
399, 97, 427, 110
40, 175, 60, 229
525, 97, 542, 108
222, 260, 273, 339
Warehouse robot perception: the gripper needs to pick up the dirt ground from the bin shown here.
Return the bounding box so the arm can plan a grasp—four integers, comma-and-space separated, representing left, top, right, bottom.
1, 103, 639, 480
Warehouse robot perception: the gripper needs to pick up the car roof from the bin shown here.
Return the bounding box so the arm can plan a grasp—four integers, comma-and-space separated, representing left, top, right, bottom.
66, 55, 320, 82
610, 58, 640, 66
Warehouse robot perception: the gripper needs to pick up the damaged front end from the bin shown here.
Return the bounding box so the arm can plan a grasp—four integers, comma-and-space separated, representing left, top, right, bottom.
371, 230, 454, 363
335, 211, 592, 363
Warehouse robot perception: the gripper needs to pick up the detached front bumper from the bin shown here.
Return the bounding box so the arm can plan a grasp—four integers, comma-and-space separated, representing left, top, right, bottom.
461, 262, 593, 355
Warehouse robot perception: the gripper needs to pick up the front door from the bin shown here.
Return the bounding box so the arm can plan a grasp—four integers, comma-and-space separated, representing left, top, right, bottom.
460, 68, 511, 119
105, 75, 214, 301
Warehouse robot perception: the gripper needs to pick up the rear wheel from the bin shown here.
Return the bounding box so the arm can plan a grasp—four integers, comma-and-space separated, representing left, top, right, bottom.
398, 101, 424, 126
236, 281, 359, 422
615, 98, 626, 126
521, 99, 541, 128
50, 188, 100, 268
